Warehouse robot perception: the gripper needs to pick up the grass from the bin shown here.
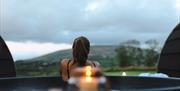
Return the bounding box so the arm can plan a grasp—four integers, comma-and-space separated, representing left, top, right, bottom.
104, 71, 156, 76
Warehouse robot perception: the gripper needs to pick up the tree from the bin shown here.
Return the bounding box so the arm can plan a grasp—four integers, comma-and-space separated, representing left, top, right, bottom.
144, 39, 160, 67
116, 45, 131, 67
145, 39, 161, 52
116, 40, 143, 67
116, 39, 160, 67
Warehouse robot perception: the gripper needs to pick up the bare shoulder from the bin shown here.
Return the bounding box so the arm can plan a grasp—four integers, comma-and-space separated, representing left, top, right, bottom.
87, 60, 100, 67
59, 59, 70, 69
60, 59, 69, 65
59, 59, 69, 81
93, 61, 100, 67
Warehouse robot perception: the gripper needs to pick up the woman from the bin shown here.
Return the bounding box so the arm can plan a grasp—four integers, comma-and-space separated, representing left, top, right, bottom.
60, 36, 100, 81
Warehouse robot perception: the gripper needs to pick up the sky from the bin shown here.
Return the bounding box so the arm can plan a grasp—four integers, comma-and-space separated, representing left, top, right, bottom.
0, 0, 180, 60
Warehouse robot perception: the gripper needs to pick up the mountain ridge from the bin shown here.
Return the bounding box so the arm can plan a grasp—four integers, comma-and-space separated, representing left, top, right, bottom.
16, 45, 118, 63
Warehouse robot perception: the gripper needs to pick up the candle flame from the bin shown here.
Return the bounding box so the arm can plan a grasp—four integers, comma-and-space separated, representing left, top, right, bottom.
86, 70, 92, 76
122, 72, 127, 76
85, 66, 92, 77
84, 66, 93, 82
85, 66, 92, 71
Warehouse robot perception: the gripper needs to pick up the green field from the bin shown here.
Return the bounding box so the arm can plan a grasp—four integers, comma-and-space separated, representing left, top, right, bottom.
104, 71, 156, 76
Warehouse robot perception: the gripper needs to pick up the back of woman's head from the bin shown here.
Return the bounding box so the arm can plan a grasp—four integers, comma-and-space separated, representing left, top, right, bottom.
72, 36, 90, 67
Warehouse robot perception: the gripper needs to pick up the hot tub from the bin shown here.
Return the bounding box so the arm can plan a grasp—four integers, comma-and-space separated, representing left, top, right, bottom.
0, 76, 179, 91
107, 76, 180, 91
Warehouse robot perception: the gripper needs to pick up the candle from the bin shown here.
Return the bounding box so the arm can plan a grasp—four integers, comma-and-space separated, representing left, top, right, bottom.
68, 66, 109, 91
79, 77, 98, 91
79, 66, 98, 91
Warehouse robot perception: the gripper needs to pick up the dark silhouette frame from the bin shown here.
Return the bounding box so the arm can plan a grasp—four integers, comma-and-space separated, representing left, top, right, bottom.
158, 23, 180, 77
0, 36, 16, 77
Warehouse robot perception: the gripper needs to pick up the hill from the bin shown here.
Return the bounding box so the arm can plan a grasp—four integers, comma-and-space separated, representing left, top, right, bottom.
15, 45, 118, 76
16, 45, 117, 62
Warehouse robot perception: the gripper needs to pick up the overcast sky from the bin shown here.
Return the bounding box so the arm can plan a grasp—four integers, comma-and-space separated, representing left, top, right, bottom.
0, 0, 180, 60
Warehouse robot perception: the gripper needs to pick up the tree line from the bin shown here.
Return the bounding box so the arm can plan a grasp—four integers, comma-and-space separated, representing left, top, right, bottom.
115, 39, 160, 67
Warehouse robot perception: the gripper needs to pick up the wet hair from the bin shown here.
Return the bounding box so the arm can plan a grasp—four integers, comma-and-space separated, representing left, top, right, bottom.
72, 36, 90, 67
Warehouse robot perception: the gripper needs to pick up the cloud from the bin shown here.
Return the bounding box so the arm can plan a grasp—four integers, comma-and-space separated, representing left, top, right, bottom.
0, 0, 179, 44
6, 41, 71, 60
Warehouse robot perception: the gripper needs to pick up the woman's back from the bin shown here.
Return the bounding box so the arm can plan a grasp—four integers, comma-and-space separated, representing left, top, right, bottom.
60, 59, 99, 81
59, 36, 100, 81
